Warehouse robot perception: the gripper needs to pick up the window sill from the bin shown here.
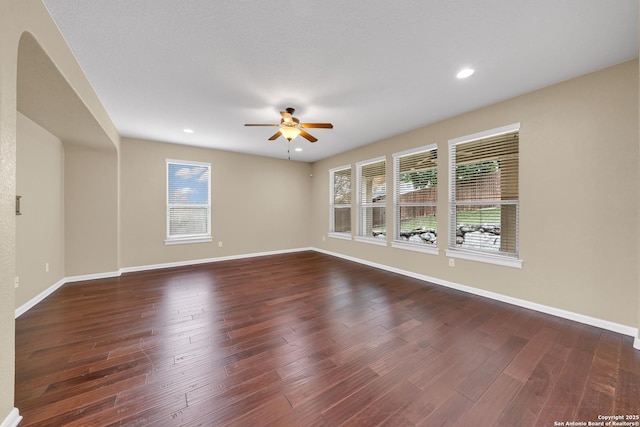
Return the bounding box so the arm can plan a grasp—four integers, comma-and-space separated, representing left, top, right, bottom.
328, 232, 352, 241
354, 236, 388, 246
392, 241, 439, 255
165, 236, 212, 246
445, 249, 523, 269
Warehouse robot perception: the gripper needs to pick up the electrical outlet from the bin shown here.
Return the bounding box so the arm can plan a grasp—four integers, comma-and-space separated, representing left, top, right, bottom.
45, 262, 49, 272
14, 276, 19, 288
218, 241, 223, 248
448, 258, 455, 267
322, 236, 326, 242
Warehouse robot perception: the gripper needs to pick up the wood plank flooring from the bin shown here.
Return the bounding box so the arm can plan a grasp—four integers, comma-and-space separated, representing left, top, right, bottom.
14, 251, 640, 426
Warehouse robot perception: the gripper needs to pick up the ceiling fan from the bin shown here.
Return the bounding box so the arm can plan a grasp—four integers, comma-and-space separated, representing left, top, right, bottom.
244, 107, 333, 143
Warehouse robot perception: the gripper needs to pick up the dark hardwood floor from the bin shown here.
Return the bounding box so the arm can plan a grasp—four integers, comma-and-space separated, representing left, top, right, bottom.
14, 251, 640, 426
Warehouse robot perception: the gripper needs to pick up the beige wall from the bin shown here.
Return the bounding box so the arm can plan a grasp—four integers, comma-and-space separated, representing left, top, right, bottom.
16, 102, 120, 299
16, 112, 65, 307
16, 30, 120, 280
311, 59, 639, 329
64, 145, 119, 276
120, 138, 312, 268
0, 8, 19, 421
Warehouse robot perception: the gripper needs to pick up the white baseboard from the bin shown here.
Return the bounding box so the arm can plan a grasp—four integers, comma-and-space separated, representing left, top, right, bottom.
0, 408, 22, 427
15, 278, 66, 318
15, 270, 121, 318
15, 248, 312, 318
119, 247, 313, 274
14, 246, 640, 350
313, 247, 640, 345
65, 270, 121, 283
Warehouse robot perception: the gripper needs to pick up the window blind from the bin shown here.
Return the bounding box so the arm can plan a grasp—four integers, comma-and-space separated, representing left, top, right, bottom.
394, 145, 437, 245
449, 129, 519, 257
166, 160, 211, 242
357, 158, 386, 239
330, 166, 352, 234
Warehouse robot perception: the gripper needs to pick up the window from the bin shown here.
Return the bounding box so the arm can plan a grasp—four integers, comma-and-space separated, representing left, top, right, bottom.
447, 123, 521, 267
356, 157, 386, 244
393, 145, 438, 254
329, 165, 352, 238
166, 159, 211, 244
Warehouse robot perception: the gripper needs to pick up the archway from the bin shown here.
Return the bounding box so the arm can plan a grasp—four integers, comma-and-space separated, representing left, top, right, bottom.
15, 32, 120, 329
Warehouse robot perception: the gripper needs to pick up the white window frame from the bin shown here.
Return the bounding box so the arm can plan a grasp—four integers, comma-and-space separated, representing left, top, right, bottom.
165, 159, 212, 245
355, 156, 387, 246
446, 123, 522, 268
392, 144, 439, 255
329, 165, 353, 240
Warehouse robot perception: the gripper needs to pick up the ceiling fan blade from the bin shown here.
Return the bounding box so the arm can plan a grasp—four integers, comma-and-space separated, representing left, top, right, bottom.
268, 131, 282, 141
300, 130, 318, 143
245, 123, 279, 126
300, 123, 333, 129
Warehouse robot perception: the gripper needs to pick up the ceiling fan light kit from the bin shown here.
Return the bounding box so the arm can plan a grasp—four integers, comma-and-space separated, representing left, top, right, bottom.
279, 125, 301, 141
245, 107, 333, 144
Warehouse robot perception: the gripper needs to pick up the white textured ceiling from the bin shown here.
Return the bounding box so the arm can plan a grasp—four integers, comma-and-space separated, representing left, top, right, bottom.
42, 0, 637, 162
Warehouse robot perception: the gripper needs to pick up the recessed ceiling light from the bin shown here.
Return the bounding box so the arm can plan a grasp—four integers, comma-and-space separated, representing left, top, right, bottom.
456, 68, 475, 79
295, 147, 303, 152
183, 128, 194, 134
